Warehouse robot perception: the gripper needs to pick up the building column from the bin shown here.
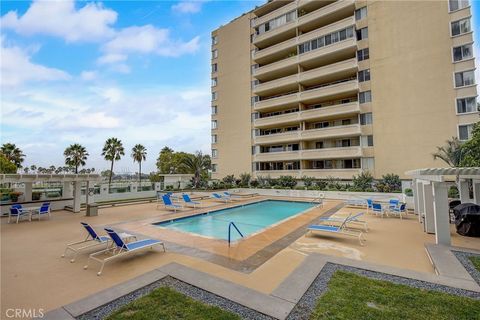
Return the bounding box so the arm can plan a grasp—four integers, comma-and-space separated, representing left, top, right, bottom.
416, 181, 424, 223
24, 182, 32, 202
73, 181, 81, 213
63, 182, 73, 198
412, 179, 419, 215
473, 180, 480, 205
423, 183, 435, 234
459, 180, 470, 203
432, 182, 451, 245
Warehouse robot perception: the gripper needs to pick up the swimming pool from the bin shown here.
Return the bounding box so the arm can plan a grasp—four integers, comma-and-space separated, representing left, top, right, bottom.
154, 200, 316, 241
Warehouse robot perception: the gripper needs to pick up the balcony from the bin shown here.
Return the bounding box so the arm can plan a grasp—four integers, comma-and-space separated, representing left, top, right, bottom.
253, 0, 355, 47
253, 146, 362, 162
254, 101, 360, 127
254, 130, 301, 144
253, 1, 297, 28
254, 16, 355, 64
254, 37, 357, 80
254, 58, 358, 96
301, 123, 361, 140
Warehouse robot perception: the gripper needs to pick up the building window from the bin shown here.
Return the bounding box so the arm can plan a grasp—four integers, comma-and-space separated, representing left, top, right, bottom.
211, 120, 217, 129
453, 44, 473, 62
212, 49, 218, 59
212, 164, 217, 172
212, 135, 217, 143
359, 91, 372, 104
449, 0, 469, 12
451, 18, 471, 36
212, 149, 218, 158
212, 105, 217, 115
212, 92, 217, 101
360, 113, 373, 125
459, 124, 474, 140
361, 135, 374, 147
455, 70, 475, 87
358, 69, 371, 82
456, 97, 477, 114
212, 77, 217, 87
357, 48, 369, 61
212, 63, 218, 73
356, 27, 368, 41
212, 35, 218, 45
355, 7, 367, 21
298, 27, 354, 54
362, 157, 374, 170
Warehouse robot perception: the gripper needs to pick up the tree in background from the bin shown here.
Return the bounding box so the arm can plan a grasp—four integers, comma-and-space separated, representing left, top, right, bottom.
64, 144, 89, 174
0, 143, 25, 168
131, 144, 147, 186
156, 147, 194, 174
352, 171, 374, 191
0, 154, 17, 173
180, 151, 211, 188
102, 138, 125, 188
432, 137, 462, 167
459, 122, 480, 167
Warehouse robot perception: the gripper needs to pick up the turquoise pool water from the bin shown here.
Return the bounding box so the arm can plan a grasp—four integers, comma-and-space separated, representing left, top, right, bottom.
154, 200, 315, 241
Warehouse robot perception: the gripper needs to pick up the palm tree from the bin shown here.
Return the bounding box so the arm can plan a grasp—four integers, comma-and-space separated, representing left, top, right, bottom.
102, 137, 125, 188
64, 144, 89, 174
432, 137, 462, 167
23, 167, 29, 174
30, 165, 37, 173
180, 151, 211, 188
1, 143, 25, 168
131, 144, 147, 186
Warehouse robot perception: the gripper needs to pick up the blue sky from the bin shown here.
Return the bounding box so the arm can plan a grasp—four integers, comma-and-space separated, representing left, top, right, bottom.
0, 0, 479, 174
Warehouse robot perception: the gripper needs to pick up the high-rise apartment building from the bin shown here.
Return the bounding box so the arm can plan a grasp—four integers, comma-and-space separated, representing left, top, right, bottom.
211, 0, 478, 180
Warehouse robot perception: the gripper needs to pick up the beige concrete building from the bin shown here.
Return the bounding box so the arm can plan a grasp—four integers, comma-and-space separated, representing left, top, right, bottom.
211, 0, 478, 180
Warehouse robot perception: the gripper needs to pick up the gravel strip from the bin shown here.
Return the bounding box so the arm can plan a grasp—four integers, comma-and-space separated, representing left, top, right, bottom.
77, 276, 273, 320
286, 262, 480, 320
453, 250, 480, 286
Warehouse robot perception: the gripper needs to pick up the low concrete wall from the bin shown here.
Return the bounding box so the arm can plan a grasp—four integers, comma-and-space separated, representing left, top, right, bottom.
1, 199, 73, 215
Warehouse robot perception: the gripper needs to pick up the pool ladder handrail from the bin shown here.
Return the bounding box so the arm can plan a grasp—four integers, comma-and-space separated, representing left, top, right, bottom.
228, 222, 244, 247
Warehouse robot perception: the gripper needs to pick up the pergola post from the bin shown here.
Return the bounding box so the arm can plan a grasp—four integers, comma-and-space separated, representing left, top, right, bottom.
416, 180, 424, 224
85, 181, 94, 205
412, 180, 419, 214
432, 182, 451, 245
423, 183, 435, 234
24, 182, 32, 202
458, 179, 470, 203
473, 180, 480, 205
63, 182, 73, 198
73, 181, 82, 213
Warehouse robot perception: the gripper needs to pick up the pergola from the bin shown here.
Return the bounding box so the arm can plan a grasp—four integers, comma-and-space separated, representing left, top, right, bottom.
406, 167, 480, 245
0, 174, 102, 213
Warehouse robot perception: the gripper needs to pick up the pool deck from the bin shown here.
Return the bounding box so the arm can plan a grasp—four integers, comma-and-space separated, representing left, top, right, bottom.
1, 195, 480, 317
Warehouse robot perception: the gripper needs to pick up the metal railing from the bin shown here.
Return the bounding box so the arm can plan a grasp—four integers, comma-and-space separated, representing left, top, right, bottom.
228, 222, 244, 247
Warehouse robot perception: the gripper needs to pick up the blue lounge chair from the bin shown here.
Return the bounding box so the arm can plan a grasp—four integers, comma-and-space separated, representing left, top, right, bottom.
84, 228, 165, 276
319, 212, 368, 232
31, 202, 51, 221
223, 191, 242, 200
366, 199, 373, 212
8, 204, 31, 223
390, 203, 407, 219
62, 222, 111, 263
307, 214, 366, 245
182, 194, 200, 208
372, 202, 387, 217
389, 199, 400, 210
212, 193, 230, 202
159, 194, 182, 212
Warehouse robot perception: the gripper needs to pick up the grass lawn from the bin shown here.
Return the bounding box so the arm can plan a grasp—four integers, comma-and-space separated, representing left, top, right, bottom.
106, 286, 240, 320
469, 256, 480, 272
312, 271, 480, 320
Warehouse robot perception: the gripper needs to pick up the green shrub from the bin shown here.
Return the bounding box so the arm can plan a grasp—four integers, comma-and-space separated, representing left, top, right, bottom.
165, 185, 174, 191
302, 176, 315, 187
316, 180, 327, 190
376, 173, 401, 192
352, 171, 373, 192
278, 175, 297, 188
448, 186, 459, 199
46, 192, 61, 198
250, 179, 259, 188
32, 191, 42, 200
404, 188, 413, 196
239, 173, 251, 187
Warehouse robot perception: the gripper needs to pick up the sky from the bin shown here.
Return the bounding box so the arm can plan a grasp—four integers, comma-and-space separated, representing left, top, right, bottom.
0, 0, 479, 174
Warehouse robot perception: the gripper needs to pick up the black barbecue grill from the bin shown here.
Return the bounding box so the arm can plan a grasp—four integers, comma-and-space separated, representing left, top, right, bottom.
453, 203, 480, 237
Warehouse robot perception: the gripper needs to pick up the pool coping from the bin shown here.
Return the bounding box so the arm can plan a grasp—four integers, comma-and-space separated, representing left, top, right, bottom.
43, 252, 480, 320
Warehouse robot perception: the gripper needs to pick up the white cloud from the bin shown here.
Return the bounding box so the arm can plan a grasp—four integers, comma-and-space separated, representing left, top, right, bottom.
1, 0, 117, 43
0, 38, 70, 87
172, 1, 205, 14
99, 25, 200, 65
80, 70, 97, 81
74, 112, 121, 129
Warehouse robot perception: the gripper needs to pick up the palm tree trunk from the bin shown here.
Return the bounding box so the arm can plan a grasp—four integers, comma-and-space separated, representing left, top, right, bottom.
139, 162, 142, 187
109, 160, 114, 188
75, 163, 78, 174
